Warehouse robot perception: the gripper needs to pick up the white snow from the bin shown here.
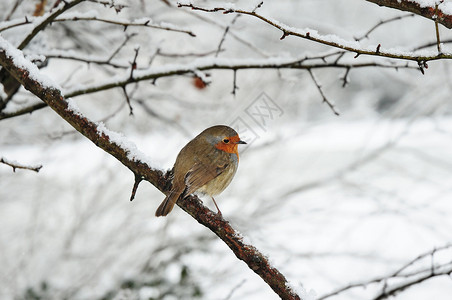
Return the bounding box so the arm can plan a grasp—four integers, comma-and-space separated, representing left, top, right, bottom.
0, 36, 62, 90
96, 122, 158, 168
413, 0, 452, 15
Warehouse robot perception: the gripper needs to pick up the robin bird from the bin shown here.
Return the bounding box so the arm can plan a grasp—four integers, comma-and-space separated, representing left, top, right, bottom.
155, 125, 246, 217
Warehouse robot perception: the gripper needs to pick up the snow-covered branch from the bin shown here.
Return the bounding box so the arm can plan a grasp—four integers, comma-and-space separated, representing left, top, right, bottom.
63, 57, 416, 98
0, 37, 303, 300
0, 157, 42, 172
178, 2, 452, 62
0, 55, 415, 120
366, 0, 452, 29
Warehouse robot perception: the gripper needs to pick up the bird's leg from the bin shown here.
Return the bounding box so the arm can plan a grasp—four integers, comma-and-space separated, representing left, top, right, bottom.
211, 197, 222, 216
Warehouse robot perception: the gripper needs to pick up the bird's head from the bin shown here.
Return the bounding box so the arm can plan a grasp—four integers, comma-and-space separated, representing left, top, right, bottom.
201, 125, 247, 155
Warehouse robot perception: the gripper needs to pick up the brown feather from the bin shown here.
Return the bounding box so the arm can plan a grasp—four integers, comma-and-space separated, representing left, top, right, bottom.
155, 125, 242, 216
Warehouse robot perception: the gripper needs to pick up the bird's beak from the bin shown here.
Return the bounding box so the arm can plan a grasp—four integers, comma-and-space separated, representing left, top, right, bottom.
236, 140, 247, 145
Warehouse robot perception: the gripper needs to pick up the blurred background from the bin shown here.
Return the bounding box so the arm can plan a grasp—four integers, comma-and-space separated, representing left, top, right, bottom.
1, 0, 452, 299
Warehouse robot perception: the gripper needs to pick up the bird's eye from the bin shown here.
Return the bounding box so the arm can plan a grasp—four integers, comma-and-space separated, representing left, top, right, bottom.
223, 138, 230, 144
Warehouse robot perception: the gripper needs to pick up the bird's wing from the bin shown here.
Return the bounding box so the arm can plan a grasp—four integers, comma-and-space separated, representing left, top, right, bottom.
184, 160, 229, 195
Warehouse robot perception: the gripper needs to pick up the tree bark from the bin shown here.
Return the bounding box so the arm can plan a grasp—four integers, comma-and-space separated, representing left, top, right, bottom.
366, 0, 452, 29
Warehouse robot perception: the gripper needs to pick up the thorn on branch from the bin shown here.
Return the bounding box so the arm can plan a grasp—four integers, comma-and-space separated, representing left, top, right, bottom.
280, 31, 289, 40
417, 60, 428, 74
306, 32, 311, 39
256, 1, 264, 10
354, 53, 360, 59
376, 44, 381, 53
129, 173, 143, 201
232, 69, 238, 96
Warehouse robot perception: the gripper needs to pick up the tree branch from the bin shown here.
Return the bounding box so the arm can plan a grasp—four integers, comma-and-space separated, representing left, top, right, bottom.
0, 37, 302, 300
0, 57, 415, 120
64, 58, 416, 98
0, 157, 42, 172
366, 0, 452, 29
50, 15, 196, 37
178, 2, 452, 62
319, 243, 452, 300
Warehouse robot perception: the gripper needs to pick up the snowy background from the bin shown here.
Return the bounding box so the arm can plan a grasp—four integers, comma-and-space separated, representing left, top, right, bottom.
1, 0, 452, 299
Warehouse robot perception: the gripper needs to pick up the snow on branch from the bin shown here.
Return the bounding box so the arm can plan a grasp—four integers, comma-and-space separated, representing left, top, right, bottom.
0, 55, 415, 120
0, 36, 305, 300
0, 157, 42, 172
178, 2, 452, 62
64, 56, 416, 98
366, 0, 452, 29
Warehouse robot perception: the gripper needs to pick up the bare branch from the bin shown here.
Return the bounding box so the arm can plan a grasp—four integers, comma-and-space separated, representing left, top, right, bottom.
0, 102, 47, 120
319, 243, 452, 300
307, 69, 340, 115
354, 13, 415, 41
51, 15, 196, 37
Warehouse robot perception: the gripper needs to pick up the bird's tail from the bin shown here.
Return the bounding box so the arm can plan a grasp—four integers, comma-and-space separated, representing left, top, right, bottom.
155, 191, 180, 217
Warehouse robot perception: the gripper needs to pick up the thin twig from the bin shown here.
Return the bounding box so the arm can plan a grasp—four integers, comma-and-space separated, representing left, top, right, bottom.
231, 69, 238, 96
107, 33, 137, 63
129, 47, 139, 80
434, 2, 442, 54
216, 14, 241, 57
52, 16, 196, 36
307, 69, 340, 116
129, 173, 143, 201
157, 49, 222, 58
319, 243, 452, 300
122, 86, 133, 115
0, 102, 47, 120
355, 13, 415, 41
341, 67, 351, 87
214, 0, 263, 57
0, 157, 42, 172
87, 0, 128, 13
